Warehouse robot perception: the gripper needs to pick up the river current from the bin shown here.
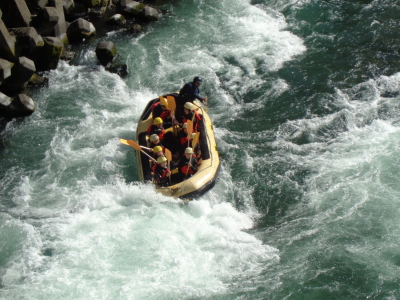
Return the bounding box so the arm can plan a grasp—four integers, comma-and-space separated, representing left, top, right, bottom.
1, 0, 400, 299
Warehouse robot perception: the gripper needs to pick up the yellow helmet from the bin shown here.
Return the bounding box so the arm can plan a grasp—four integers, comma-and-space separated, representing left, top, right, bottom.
153, 145, 163, 153
153, 117, 163, 125
157, 156, 167, 164
185, 147, 193, 154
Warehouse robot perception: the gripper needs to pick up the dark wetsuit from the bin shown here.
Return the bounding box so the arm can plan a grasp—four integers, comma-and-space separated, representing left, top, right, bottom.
177, 82, 205, 121
178, 154, 198, 180
153, 164, 170, 186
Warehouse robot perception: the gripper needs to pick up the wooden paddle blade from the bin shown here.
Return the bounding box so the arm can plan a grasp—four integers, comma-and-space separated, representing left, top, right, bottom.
165, 148, 172, 162
167, 96, 176, 113
159, 96, 169, 109
119, 138, 130, 145
126, 140, 142, 152
192, 132, 200, 148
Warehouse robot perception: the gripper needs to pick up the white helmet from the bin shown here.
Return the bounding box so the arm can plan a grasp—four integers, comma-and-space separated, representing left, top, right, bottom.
184, 102, 195, 110
150, 134, 159, 142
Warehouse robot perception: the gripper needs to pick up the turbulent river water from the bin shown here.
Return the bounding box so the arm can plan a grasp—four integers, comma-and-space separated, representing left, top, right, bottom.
2, 0, 400, 299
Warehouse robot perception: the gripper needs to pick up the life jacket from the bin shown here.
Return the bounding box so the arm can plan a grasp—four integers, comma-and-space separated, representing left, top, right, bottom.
182, 111, 201, 131
152, 101, 172, 121
178, 129, 188, 145
179, 154, 198, 175
151, 101, 163, 118
160, 109, 171, 120
147, 124, 165, 140
154, 165, 170, 185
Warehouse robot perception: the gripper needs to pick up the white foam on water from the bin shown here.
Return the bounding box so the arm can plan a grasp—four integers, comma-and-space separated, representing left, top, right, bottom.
117, 0, 305, 120
0, 43, 279, 298
0, 0, 313, 296
0, 179, 279, 299
261, 73, 400, 287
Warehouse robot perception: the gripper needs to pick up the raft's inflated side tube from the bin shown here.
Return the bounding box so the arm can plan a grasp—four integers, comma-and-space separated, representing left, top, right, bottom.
136, 95, 219, 199
138, 132, 152, 181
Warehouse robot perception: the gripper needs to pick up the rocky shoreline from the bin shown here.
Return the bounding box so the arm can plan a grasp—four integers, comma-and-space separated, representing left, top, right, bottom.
0, 0, 164, 128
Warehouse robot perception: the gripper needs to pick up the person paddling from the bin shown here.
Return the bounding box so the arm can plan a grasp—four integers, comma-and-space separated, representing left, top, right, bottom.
176, 77, 208, 121
147, 117, 165, 140
178, 147, 198, 180
153, 156, 171, 187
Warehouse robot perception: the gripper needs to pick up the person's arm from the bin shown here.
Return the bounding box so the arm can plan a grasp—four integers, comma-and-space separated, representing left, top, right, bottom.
191, 158, 198, 172
193, 87, 208, 103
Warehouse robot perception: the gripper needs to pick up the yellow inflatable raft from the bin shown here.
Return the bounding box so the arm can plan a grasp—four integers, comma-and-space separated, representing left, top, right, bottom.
135, 93, 220, 199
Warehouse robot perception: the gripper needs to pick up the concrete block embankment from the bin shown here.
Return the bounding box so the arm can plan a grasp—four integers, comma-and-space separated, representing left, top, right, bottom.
0, 0, 162, 123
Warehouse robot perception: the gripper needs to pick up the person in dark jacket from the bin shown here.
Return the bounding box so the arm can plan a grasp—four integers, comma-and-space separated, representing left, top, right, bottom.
153, 156, 171, 186
147, 117, 165, 140
176, 77, 208, 121
178, 147, 198, 180
180, 102, 202, 131
152, 101, 173, 129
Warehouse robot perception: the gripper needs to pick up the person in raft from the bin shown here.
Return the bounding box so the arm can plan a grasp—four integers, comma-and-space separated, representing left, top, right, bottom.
153, 156, 171, 187
177, 122, 189, 156
147, 117, 165, 140
178, 147, 198, 180
181, 102, 202, 131
151, 100, 173, 129
149, 134, 164, 149
152, 145, 165, 160
176, 76, 208, 121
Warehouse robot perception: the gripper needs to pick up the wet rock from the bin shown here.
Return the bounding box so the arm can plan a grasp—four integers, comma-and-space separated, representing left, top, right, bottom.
67, 18, 96, 43
9, 27, 44, 58
36, 0, 49, 9
65, 2, 88, 22
28, 73, 49, 88
0, 18, 16, 61
142, 5, 161, 21
89, 6, 108, 18
106, 62, 128, 77
95, 40, 117, 66
119, 0, 146, 16
126, 23, 142, 34
0, 92, 12, 113
118, 0, 161, 21
61, 44, 75, 61
34, 36, 64, 71
54, 0, 68, 43
106, 14, 127, 27
8, 93, 36, 117
0, 0, 32, 28
1, 56, 36, 92
79, 0, 105, 8
43, 6, 59, 23
62, 0, 75, 14
0, 59, 14, 83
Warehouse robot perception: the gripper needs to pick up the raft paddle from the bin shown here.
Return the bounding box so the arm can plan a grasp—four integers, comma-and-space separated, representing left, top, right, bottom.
120, 139, 152, 151
166, 95, 178, 134
167, 96, 176, 113
192, 132, 200, 149
186, 120, 193, 147
165, 148, 172, 184
121, 139, 156, 162
185, 132, 200, 179
159, 96, 168, 108
119, 138, 130, 145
